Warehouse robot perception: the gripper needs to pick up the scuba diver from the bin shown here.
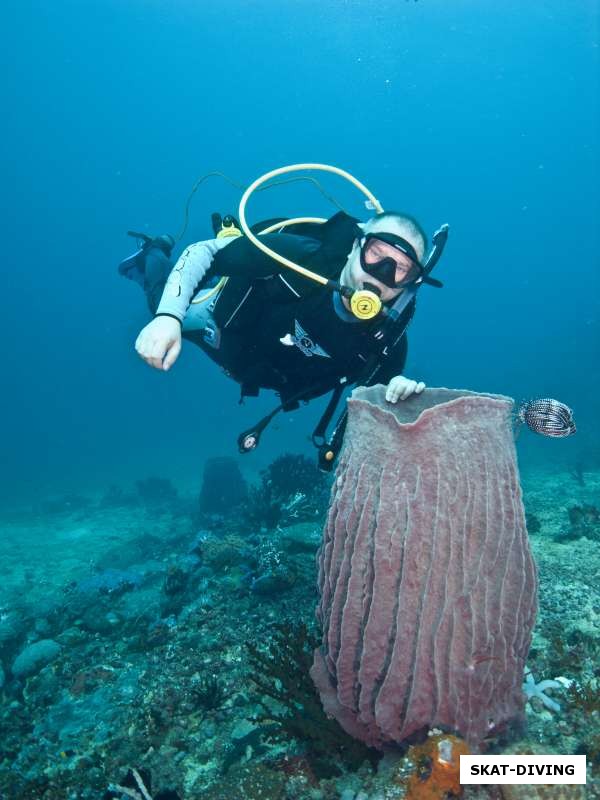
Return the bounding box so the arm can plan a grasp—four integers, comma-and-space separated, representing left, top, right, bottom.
119, 165, 448, 467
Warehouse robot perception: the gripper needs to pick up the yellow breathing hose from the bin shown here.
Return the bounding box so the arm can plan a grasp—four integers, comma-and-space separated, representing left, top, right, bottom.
258, 217, 327, 235
191, 165, 386, 316
190, 276, 228, 305
238, 163, 384, 287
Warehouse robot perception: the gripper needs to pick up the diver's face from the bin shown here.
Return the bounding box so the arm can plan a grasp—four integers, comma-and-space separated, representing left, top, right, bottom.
343, 241, 406, 304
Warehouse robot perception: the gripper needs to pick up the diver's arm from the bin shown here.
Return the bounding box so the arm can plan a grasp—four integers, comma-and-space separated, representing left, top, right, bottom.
136, 237, 231, 371
135, 232, 318, 371
155, 237, 232, 322
153, 232, 316, 319
135, 315, 182, 371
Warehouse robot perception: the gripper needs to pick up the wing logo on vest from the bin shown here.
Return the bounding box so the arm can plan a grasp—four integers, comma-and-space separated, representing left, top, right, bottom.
279, 320, 331, 359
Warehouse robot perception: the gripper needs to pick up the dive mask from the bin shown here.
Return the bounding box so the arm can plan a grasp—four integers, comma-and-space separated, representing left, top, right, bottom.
359, 232, 424, 288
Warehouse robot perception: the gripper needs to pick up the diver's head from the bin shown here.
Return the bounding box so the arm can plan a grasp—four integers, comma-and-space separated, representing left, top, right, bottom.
341, 212, 428, 306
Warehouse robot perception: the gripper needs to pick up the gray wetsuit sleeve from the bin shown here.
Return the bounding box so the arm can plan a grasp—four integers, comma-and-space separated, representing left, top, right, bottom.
155, 237, 233, 322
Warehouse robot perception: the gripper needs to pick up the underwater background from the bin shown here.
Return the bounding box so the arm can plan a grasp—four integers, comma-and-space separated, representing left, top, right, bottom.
1, 1, 599, 799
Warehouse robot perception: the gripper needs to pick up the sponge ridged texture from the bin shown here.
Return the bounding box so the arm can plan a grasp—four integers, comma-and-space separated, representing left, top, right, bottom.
311, 386, 538, 749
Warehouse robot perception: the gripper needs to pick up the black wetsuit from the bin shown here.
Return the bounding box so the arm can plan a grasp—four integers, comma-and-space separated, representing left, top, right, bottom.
144, 212, 415, 409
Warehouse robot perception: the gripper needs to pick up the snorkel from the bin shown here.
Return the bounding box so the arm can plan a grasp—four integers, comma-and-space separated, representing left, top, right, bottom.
377, 223, 448, 330
238, 163, 447, 320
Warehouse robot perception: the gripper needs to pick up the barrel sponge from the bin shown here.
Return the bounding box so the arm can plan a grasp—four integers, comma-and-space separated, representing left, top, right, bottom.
311, 386, 538, 749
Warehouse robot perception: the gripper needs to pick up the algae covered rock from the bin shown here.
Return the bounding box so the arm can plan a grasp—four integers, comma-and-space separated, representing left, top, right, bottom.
12, 639, 61, 678
278, 522, 322, 555
251, 568, 296, 596
203, 541, 251, 571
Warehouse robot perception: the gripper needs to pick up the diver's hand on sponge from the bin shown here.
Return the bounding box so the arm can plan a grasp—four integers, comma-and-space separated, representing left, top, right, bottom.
385, 375, 426, 403
135, 316, 182, 371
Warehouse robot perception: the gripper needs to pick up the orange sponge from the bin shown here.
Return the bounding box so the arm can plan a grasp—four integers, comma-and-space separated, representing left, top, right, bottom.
403, 733, 471, 799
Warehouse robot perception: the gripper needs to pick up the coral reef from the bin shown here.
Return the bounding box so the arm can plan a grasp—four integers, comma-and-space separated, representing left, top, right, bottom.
246, 453, 328, 528
1, 457, 599, 799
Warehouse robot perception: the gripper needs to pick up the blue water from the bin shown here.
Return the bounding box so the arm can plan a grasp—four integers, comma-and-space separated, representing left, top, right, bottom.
2, 0, 598, 503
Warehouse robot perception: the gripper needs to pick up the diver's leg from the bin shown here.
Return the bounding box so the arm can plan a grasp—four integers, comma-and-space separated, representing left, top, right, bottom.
143, 247, 173, 314
118, 235, 175, 314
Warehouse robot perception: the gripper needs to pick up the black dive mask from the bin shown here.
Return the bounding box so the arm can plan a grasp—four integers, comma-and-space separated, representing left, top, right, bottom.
359, 232, 424, 289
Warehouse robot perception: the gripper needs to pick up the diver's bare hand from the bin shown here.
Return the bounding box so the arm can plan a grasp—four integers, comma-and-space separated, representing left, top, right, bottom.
135, 316, 182, 371
385, 375, 426, 403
